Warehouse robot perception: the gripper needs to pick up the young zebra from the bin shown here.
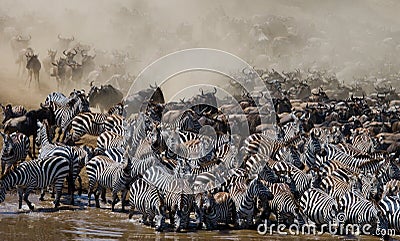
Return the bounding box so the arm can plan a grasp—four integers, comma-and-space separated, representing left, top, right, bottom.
230, 177, 274, 228
95, 158, 132, 211
0, 156, 70, 210
0, 132, 31, 175
128, 178, 166, 231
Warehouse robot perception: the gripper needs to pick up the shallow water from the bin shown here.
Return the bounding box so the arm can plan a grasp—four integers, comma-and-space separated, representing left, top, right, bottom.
0, 191, 397, 241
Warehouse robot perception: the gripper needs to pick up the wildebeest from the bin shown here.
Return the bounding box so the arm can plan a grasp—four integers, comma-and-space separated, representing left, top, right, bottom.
25, 53, 41, 88
10, 34, 31, 58
51, 58, 73, 90
42, 49, 57, 75
3, 105, 55, 157
124, 85, 165, 116
0, 104, 27, 124
87, 82, 124, 112
57, 34, 74, 51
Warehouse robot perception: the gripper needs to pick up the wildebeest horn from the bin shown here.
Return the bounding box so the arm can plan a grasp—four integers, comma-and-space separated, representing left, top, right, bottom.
90, 81, 94, 87
52, 62, 58, 66
72, 49, 78, 55
200, 88, 204, 95
180, 98, 185, 103
213, 87, 217, 94
63, 50, 68, 56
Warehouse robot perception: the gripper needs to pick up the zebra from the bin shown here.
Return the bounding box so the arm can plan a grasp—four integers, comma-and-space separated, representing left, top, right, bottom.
70, 103, 124, 142
301, 131, 322, 170
0, 132, 31, 175
96, 157, 132, 211
86, 155, 116, 207
0, 156, 70, 210
128, 178, 166, 231
299, 187, 338, 225
200, 192, 236, 230
379, 195, 400, 232
141, 164, 195, 231
320, 174, 361, 203
104, 114, 125, 135
268, 182, 306, 226
47, 93, 89, 142
104, 147, 125, 163
352, 132, 375, 153
1, 104, 27, 124
339, 190, 388, 235
95, 131, 125, 155
35, 120, 92, 204
44, 92, 69, 106
229, 177, 274, 228
317, 144, 370, 172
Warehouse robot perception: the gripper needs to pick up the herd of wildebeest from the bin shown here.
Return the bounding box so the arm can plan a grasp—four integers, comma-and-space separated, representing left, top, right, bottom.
0, 11, 400, 239
0, 59, 399, 238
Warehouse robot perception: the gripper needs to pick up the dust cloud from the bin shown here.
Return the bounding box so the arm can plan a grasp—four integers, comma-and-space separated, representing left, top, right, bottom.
1, 0, 400, 107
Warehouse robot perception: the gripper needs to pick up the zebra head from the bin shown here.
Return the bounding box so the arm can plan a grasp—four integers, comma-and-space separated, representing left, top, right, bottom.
0, 132, 13, 157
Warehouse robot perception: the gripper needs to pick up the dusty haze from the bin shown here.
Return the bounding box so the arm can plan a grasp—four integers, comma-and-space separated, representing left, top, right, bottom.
1, 0, 400, 107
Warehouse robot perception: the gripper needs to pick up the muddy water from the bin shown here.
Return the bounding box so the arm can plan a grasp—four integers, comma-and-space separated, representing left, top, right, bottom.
0, 191, 395, 241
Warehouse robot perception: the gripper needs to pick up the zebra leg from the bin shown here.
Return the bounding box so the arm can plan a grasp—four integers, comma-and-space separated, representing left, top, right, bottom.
94, 187, 101, 208
120, 189, 128, 212
101, 187, 106, 203
23, 188, 34, 211
53, 179, 65, 209
111, 191, 118, 212
39, 188, 46, 201
67, 175, 75, 206
128, 204, 135, 219
77, 175, 83, 196
17, 188, 23, 209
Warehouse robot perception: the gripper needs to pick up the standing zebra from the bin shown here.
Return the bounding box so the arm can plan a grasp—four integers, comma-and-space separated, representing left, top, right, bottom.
268, 182, 306, 226
70, 103, 124, 142
86, 155, 116, 207
230, 177, 274, 228
95, 131, 125, 155
299, 187, 338, 226
95, 158, 132, 211
0, 156, 70, 210
0, 132, 31, 175
128, 178, 166, 231
200, 191, 236, 230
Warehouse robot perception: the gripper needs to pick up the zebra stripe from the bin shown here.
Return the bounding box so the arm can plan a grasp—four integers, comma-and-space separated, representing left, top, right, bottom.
96, 158, 132, 211
0, 156, 70, 210
128, 178, 166, 231
0, 132, 30, 175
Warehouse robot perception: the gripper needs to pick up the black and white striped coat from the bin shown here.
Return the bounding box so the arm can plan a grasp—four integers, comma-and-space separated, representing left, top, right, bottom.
96, 158, 132, 211
0, 156, 70, 210
0, 132, 30, 174
128, 178, 166, 231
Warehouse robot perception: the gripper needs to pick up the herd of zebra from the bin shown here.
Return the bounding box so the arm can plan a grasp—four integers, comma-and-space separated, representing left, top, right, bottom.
0, 83, 399, 239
